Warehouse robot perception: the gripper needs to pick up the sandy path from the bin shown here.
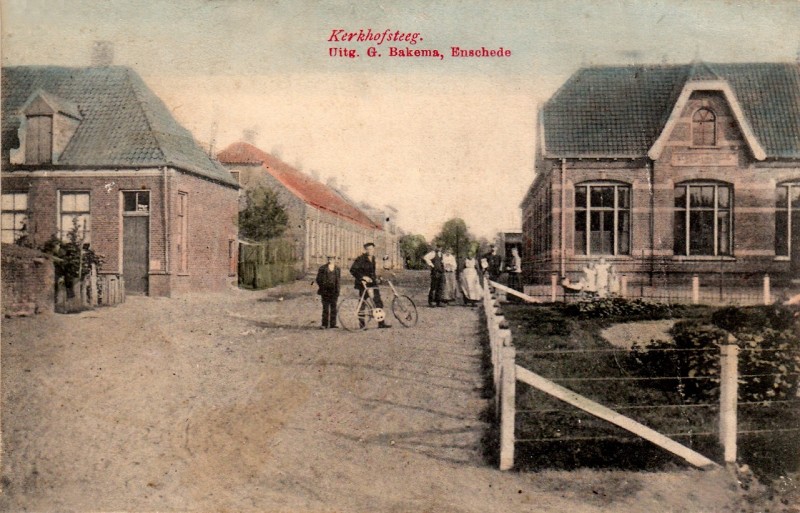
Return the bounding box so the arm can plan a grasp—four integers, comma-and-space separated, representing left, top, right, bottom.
1, 274, 740, 512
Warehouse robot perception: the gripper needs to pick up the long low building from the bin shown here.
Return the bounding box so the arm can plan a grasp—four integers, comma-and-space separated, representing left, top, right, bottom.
521, 61, 800, 285
218, 141, 401, 272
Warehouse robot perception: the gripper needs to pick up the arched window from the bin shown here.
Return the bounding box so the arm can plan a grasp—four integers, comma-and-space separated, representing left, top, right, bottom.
674, 182, 732, 256
692, 108, 716, 146
574, 182, 630, 256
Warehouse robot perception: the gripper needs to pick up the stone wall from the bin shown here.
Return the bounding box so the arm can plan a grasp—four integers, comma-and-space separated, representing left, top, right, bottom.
1, 243, 54, 316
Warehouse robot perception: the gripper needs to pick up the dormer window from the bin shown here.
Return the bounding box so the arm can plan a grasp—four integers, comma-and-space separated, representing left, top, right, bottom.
25, 115, 53, 164
10, 90, 81, 166
692, 108, 716, 146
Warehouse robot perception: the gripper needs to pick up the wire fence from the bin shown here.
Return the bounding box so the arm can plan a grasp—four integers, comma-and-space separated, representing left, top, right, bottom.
514, 273, 798, 306
482, 280, 800, 471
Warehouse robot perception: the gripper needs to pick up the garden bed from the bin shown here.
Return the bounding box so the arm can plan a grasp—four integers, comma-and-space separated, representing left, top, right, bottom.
501, 299, 800, 481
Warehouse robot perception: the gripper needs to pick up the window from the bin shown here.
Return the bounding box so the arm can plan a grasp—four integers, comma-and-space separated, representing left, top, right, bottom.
25, 115, 53, 164
692, 108, 716, 146
674, 183, 732, 256
574, 183, 630, 256
59, 192, 91, 242
1, 192, 28, 244
123, 191, 150, 213
177, 192, 188, 273
776, 182, 800, 257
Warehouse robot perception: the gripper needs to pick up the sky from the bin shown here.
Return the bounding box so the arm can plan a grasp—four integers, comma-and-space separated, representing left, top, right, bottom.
2, 0, 799, 238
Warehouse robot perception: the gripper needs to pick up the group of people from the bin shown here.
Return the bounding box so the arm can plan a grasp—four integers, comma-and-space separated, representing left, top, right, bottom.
561, 257, 619, 297
422, 244, 521, 307
312, 242, 392, 330
312, 241, 525, 329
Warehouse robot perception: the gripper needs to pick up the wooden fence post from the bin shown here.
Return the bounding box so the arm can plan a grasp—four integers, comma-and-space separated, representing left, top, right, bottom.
692, 275, 700, 305
763, 274, 771, 305
550, 272, 558, 302
620, 275, 628, 298
719, 336, 739, 465
89, 264, 98, 307
499, 346, 516, 471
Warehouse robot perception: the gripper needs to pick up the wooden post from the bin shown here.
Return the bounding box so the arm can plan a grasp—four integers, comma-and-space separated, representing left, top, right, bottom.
620, 275, 628, 298
550, 272, 558, 302
719, 337, 739, 464
90, 264, 98, 307
763, 274, 771, 305
692, 275, 700, 305
499, 346, 516, 470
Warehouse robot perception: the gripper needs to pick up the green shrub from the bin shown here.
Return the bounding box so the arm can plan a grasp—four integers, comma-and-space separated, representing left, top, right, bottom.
628, 306, 800, 403
564, 297, 679, 321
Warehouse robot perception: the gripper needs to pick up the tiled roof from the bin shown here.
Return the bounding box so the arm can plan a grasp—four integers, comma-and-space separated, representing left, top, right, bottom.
542, 62, 800, 158
217, 142, 381, 230
2, 66, 238, 187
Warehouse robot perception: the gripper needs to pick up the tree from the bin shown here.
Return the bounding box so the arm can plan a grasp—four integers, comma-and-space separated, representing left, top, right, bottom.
432, 218, 474, 262
239, 186, 289, 242
399, 234, 429, 269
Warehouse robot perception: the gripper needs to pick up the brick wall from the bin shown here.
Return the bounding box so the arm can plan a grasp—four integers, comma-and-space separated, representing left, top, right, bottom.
168, 170, 239, 294
2, 168, 240, 296
523, 92, 800, 285
1, 243, 54, 316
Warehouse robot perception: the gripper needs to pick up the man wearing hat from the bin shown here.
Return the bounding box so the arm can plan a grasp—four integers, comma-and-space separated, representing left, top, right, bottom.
349, 242, 391, 328
422, 244, 446, 307
314, 254, 341, 329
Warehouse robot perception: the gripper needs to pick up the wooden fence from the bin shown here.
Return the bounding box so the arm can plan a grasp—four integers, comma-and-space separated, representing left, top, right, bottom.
520, 272, 782, 306
484, 280, 729, 471
55, 265, 125, 313
238, 240, 297, 290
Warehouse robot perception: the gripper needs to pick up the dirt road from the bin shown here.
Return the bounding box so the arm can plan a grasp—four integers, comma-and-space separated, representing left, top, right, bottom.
1, 272, 741, 511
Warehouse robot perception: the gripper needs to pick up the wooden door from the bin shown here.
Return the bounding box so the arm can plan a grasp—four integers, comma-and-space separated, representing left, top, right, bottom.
123, 216, 149, 294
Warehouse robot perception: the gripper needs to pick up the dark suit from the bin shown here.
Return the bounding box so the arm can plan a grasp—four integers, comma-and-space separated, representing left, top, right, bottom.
316, 264, 341, 328
349, 253, 384, 309
428, 251, 445, 306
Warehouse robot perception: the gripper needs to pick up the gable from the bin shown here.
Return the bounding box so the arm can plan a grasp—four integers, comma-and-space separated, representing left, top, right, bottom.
542, 63, 800, 159
649, 84, 765, 160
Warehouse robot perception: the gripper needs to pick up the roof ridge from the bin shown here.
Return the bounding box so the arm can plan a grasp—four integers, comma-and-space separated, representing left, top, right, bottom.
123, 68, 167, 163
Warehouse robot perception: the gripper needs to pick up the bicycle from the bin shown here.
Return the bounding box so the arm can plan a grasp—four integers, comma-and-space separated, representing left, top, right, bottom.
338, 273, 418, 330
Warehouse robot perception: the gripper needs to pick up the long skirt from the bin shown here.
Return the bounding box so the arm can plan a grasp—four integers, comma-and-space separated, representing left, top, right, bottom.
460, 267, 483, 301
442, 271, 458, 301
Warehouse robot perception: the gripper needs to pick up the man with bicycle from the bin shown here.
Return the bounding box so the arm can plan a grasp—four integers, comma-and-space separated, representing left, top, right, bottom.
349, 242, 391, 329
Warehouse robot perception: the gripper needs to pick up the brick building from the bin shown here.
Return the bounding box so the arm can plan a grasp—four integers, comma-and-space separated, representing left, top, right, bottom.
521, 62, 800, 285
217, 141, 396, 272
1, 66, 239, 296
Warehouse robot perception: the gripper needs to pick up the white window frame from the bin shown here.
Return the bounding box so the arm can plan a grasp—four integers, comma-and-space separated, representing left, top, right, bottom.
58, 191, 91, 243
776, 182, 800, 258
674, 182, 732, 257
574, 182, 631, 256
1, 192, 29, 244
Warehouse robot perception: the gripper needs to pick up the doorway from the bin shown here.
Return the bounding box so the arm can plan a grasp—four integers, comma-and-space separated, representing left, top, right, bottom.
122, 191, 150, 295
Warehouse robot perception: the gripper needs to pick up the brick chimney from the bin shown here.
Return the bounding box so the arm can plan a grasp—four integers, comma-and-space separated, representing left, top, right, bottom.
91, 41, 114, 66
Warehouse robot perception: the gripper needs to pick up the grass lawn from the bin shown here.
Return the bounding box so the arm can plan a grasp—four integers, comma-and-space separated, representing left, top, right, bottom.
498, 301, 800, 480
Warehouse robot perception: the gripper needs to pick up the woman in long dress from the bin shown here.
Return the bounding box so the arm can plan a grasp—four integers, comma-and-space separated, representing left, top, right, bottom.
460, 254, 483, 306
442, 249, 458, 304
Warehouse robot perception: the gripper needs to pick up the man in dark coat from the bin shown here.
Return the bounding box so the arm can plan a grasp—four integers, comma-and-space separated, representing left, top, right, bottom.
481, 244, 503, 282
314, 255, 341, 329
423, 244, 446, 307
349, 242, 391, 328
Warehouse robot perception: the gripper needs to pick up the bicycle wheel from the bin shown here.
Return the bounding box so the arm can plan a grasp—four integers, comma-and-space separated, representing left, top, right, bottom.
338, 297, 373, 331
392, 295, 418, 327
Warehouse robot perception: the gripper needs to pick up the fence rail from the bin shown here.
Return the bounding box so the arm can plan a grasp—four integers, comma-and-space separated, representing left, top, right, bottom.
518, 272, 793, 306
482, 278, 799, 471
